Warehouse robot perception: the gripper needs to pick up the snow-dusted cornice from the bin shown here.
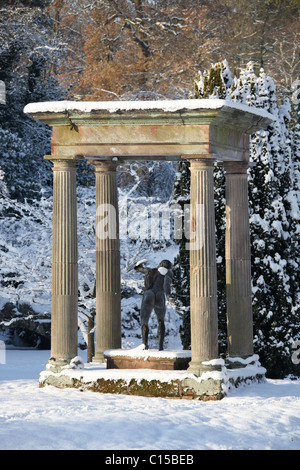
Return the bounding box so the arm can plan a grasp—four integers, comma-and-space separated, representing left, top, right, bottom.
24, 98, 275, 122
24, 98, 274, 162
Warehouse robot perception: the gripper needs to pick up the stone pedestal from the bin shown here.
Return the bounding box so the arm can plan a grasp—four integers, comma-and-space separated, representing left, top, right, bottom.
89, 161, 121, 362
224, 162, 254, 358
104, 349, 191, 370
187, 158, 218, 376
48, 158, 78, 370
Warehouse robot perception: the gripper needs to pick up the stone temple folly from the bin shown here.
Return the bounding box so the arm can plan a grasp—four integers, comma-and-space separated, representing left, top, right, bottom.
24, 99, 273, 399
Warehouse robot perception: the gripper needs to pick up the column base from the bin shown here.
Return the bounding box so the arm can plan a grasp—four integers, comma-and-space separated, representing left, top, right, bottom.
47, 355, 79, 373
225, 354, 259, 369
187, 359, 223, 377
92, 352, 106, 363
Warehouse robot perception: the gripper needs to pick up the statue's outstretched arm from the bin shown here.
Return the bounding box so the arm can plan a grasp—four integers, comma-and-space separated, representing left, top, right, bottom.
135, 265, 150, 274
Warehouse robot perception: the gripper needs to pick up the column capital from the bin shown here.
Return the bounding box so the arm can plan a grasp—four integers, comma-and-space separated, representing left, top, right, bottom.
183, 155, 215, 168
86, 159, 119, 173
51, 160, 77, 172
223, 161, 250, 174
45, 155, 79, 172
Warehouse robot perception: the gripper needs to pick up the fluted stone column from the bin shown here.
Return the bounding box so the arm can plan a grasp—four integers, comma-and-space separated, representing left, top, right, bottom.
49, 159, 78, 370
187, 158, 219, 376
91, 161, 121, 362
224, 162, 254, 358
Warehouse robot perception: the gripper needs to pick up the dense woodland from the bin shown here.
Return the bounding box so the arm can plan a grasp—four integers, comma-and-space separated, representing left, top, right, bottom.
0, 0, 299, 378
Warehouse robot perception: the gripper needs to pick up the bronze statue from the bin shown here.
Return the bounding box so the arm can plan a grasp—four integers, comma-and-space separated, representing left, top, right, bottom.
135, 259, 173, 350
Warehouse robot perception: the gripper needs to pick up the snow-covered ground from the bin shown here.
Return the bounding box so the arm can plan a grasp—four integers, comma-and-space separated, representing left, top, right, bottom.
0, 349, 299, 450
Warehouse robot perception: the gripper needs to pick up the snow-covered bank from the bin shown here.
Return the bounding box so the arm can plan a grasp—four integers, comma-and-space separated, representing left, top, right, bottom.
0, 350, 299, 450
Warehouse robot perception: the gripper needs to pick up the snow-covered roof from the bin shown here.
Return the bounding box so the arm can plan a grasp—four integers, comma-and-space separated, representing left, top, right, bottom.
24, 98, 275, 121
